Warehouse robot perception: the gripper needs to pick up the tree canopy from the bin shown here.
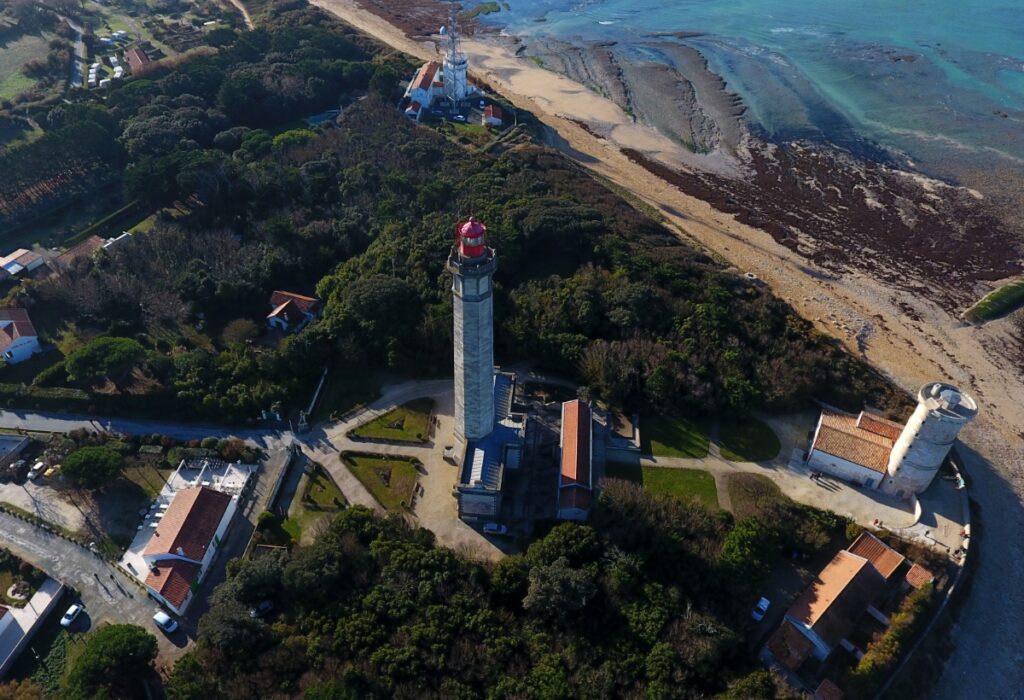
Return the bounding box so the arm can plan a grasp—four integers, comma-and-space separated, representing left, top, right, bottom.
64, 337, 147, 385
65, 624, 157, 699
63, 446, 124, 489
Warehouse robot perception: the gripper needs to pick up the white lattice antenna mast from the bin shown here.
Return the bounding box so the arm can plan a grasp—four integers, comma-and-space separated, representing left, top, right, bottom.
443, 2, 469, 104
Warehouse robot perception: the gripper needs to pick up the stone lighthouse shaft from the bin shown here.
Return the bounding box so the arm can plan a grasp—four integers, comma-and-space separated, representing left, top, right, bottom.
448, 218, 497, 442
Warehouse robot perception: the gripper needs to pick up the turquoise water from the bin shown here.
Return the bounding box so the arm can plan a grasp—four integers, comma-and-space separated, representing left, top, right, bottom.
488, 0, 1024, 172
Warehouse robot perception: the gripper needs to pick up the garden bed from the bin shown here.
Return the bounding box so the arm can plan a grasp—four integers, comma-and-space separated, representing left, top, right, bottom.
342, 453, 419, 511
349, 398, 434, 444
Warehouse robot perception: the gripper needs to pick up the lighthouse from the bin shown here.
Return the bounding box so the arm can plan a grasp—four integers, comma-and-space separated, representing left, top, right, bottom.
883, 382, 978, 497
448, 218, 496, 442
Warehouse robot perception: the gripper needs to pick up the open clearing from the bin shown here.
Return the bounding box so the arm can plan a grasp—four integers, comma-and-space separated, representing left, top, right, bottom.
605, 463, 719, 509
640, 414, 711, 458
350, 398, 434, 443
342, 453, 418, 511
718, 415, 781, 462
0, 34, 50, 101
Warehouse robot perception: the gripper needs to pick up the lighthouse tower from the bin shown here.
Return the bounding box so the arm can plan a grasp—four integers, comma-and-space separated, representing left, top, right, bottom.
448, 218, 496, 442
442, 3, 469, 103
883, 382, 978, 497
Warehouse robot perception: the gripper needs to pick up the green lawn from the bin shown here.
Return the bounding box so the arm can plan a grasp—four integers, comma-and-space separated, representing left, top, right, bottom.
718, 416, 781, 462
605, 463, 719, 509
282, 465, 347, 544
640, 414, 711, 458
350, 398, 434, 443
0, 34, 50, 101
342, 453, 418, 511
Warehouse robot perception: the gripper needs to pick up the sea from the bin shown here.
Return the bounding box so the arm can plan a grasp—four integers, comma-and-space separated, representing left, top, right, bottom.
484, 0, 1024, 189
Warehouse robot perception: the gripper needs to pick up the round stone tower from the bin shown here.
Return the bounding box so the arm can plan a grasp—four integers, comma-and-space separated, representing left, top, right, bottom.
884, 382, 978, 496
448, 218, 496, 442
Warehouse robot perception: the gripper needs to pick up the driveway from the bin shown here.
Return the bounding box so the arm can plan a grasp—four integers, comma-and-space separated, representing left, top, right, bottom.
0, 510, 188, 663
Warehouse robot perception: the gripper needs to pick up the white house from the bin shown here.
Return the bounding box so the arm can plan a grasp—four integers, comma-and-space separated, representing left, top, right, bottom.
557, 399, 593, 521
403, 61, 442, 119
142, 486, 237, 615
0, 309, 42, 365
806, 410, 903, 489
267, 290, 321, 332
482, 104, 504, 127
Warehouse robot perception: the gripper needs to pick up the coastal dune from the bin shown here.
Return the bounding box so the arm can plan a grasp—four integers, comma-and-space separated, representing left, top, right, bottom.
310, 1, 1024, 696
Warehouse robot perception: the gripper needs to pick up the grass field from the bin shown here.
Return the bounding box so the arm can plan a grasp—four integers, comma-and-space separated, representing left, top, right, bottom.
963, 277, 1024, 323
342, 453, 418, 511
718, 415, 781, 462
0, 34, 50, 101
605, 462, 719, 509
640, 414, 711, 458
312, 372, 380, 423
724, 472, 789, 521
122, 461, 172, 499
350, 398, 434, 443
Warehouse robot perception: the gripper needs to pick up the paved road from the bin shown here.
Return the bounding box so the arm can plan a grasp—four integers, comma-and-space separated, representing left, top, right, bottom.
0, 408, 289, 449
0, 511, 188, 661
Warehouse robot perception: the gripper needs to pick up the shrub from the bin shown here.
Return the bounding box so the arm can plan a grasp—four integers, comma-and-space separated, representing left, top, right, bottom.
200, 437, 219, 450
32, 360, 67, 387
64, 337, 147, 384
65, 624, 157, 698
846, 521, 866, 542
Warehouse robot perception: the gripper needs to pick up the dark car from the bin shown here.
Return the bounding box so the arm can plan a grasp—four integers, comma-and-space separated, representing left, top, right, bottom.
249, 600, 274, 619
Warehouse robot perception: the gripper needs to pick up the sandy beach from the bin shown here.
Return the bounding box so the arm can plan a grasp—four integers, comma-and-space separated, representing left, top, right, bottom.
311, 0, 1024, 695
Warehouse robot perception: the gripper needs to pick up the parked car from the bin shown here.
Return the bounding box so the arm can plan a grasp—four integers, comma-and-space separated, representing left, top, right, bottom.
249, 600, 274, 619
27, 462, 46, 481
482, 522, 508, 536
152, 611, 178, 633
751, 597, 771, 622
60, 603, 83, 628
453, 114, 467, 122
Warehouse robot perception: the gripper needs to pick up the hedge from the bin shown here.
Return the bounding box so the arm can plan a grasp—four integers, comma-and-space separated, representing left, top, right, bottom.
0, 383, 91, 411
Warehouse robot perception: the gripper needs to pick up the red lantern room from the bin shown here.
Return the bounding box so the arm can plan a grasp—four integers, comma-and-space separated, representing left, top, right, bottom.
458, 217, 487, 259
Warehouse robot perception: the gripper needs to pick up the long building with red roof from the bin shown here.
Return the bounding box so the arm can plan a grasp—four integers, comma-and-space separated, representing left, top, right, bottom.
142, 486, 237, 614
557, 400, 594, 521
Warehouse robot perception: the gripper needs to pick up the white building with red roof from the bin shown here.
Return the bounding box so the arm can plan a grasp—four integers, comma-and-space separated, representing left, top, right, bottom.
806, 409, 902, 489
0, 309, 41, 365
142, 486, 236, 615
403, 61, 442, 120
267, 290, 321, 332
557, 400, 594, 521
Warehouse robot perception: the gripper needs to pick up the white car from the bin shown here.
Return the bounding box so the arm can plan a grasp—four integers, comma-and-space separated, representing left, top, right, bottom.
751, 597, 771, 622
153, 611, 178, 633
453, 114, 467, 122
27, 462, 46, 480
60, 604, 83, 628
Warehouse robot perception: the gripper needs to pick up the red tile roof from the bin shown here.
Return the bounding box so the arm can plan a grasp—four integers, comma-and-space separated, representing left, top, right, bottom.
814, 678, 844, 700
145, 559, 200, 608
788, 550, 886, 648
847, 531, 905, 580
559, 486, 592, 510
0, 308, 37, 351
905, 563, 935, 590
412, 61, 440, 91
143, 487, 231, 561
55, 235, 106, 269
267, 298, 307, 326
560, 400, 591, 487
812, 410, 897, 473
856, 412, 904, 441
765, 620, 816, 671
269, 290, 320, 315
126, 48, 151, 73
484, 105, 503, 120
